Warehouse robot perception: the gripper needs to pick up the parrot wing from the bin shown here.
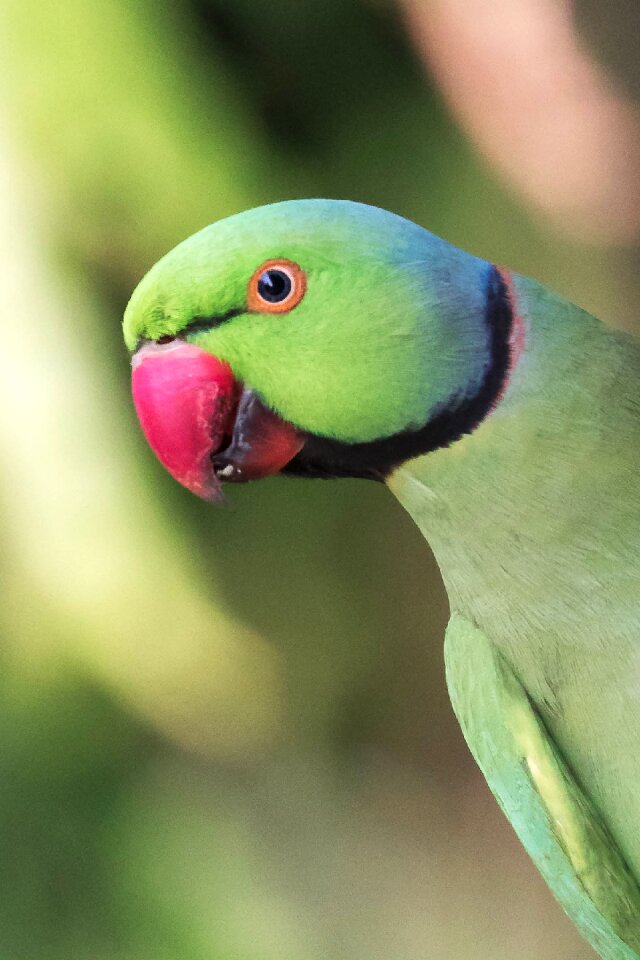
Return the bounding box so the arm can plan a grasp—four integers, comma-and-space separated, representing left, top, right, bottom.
444, 612, 640, 960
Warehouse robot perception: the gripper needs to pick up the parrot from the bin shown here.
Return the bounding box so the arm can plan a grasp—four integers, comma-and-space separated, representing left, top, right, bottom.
122, 199, 640, 959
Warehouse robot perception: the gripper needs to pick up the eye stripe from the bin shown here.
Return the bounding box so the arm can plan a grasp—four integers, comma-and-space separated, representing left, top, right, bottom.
140, 260, 307, 350
182, 307, 244, 336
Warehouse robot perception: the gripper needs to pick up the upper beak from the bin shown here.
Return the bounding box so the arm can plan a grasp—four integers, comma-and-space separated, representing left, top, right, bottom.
131, 339, 304, 501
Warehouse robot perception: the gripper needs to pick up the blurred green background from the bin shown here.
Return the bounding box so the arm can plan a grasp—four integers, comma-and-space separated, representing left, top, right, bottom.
0, 2, 638, 957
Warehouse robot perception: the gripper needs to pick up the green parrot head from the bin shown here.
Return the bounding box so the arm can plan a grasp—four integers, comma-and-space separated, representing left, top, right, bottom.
124, 200, 510, 499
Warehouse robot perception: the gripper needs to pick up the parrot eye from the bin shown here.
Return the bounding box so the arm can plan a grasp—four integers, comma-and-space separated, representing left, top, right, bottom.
258, 269, 291, 302
247, 259, 306, 314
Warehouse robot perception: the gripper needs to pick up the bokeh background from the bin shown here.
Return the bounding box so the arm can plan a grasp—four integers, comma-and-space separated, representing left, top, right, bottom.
0, 2, 638, 957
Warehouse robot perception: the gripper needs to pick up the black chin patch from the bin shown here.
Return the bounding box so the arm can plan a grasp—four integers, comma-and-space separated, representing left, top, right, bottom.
282, 264, 513, 482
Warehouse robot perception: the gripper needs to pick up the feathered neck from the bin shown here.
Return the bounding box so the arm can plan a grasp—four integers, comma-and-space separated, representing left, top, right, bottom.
388, 273, 640, 880
284, 264, 514, 481
388, 273, 640, 647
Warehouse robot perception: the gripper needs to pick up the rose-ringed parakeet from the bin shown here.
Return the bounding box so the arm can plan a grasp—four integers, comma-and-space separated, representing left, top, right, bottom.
123, 200, 640, 959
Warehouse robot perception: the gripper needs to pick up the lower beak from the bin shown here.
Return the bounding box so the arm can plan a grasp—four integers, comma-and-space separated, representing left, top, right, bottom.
131, 340, 303, 502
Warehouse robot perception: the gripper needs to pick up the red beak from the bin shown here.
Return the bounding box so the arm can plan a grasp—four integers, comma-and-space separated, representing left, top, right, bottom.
131, 340, 304, 501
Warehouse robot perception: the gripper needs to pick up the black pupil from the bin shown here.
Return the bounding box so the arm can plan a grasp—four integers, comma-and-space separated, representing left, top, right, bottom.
257, 269, 291, 303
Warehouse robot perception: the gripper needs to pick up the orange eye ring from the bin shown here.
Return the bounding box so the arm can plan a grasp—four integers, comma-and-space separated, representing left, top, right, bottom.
247, 259, 307, 314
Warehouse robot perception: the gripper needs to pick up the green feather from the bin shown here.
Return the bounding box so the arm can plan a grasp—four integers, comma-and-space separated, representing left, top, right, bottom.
124, 200, 491, 443
124, 199, 640, 958
389, 272, 640, 956
445, 612, 640, 958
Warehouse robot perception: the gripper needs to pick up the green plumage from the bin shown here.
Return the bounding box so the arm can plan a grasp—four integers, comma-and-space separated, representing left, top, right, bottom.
124, 200, 640, 958
124, 201, 491, 443
389, 273, 640, 955
445, 614, 640, 959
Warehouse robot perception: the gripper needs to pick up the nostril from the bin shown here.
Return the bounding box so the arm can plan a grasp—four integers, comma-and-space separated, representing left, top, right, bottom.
157, 334, 175, 345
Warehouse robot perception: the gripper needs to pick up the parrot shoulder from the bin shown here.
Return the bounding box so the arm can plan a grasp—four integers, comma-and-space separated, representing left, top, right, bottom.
444, 612, 640, 960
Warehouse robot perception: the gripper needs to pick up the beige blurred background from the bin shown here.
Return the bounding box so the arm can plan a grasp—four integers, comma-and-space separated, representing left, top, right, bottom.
0, 1, 637, 957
